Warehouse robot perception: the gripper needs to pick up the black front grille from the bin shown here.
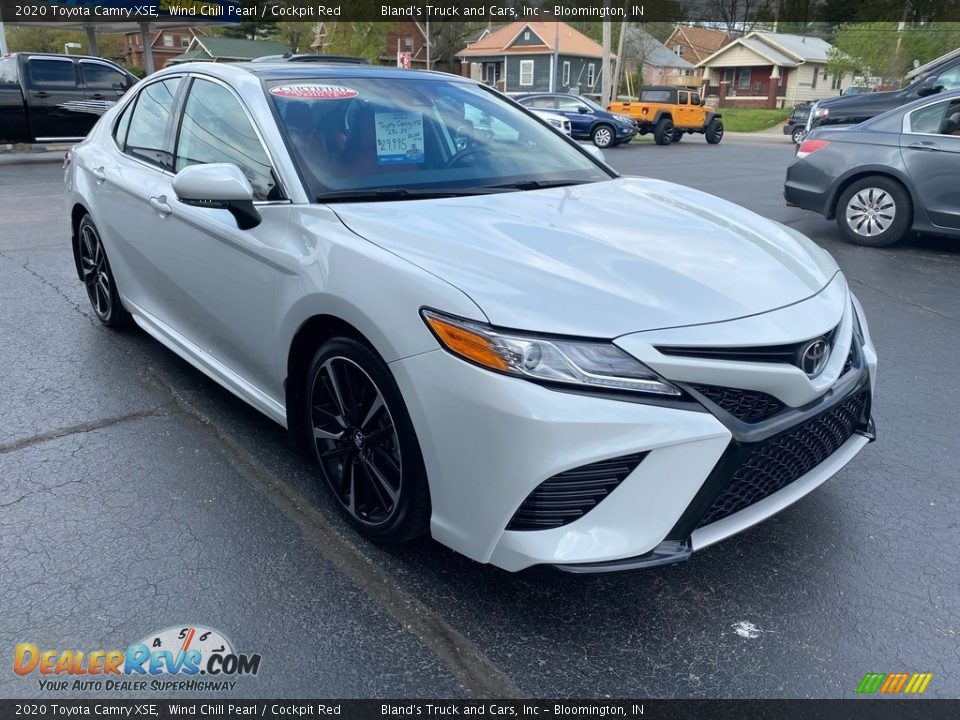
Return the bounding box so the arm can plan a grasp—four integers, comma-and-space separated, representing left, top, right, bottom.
507, 453, 647, 531
689, 384, 785, 423
695, 389, 868, 528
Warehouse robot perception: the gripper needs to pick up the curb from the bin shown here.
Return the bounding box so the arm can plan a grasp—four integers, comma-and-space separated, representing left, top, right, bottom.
0, 152, 68, 166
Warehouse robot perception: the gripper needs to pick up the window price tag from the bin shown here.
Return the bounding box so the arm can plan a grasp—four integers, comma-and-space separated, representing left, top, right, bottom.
375, 111, 425, 165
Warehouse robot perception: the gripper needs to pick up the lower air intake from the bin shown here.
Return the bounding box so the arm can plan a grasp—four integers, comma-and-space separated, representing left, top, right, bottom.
696, 389, 868, 528
507, 453, 647, 531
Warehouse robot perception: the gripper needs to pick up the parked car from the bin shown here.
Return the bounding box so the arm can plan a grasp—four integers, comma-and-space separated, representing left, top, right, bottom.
527, 109, 572, 136
785, 90, 960, 247
841, 86, 874, 96
66, 62, 876, 572
514, 92, 636, 148
0, 52, 137, 143
807, 51, 960, 133
783, 103, 811, 145
608, 86, 723, 145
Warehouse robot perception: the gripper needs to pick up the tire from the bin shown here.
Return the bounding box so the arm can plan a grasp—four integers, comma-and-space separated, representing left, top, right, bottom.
653, 117, 674, 145
672, 130, 684, 142
304, 337, 430, 544
791, 126, 806, 145
835, 176, 911, 247
591, 123, 615, 148
77, 214, 131, 327
705, 119, 724, 144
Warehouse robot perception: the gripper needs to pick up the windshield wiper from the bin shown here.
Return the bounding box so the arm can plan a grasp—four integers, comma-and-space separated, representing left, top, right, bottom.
317, 187, 506, 203
487, 179, 593, 191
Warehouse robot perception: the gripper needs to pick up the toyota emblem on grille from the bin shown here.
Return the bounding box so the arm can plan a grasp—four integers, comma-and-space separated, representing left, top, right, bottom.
801, 339, 830, 377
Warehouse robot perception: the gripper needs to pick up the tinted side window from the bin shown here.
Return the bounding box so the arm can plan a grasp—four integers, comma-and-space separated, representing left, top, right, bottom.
27, 59, 77, 90
678, 91, 688, 104
556, 96, 585, 112
81, 63, 128, 91
936, 65, 960, 92
524, 96, 557, 110
640, 89, 672, 102
691, 92, 701, 105
125, 77, 181, 169
175, 78, 277, 201
909, 101, 948, 134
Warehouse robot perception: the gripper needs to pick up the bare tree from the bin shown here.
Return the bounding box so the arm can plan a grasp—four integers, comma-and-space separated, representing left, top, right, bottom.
700, 0, 775, 33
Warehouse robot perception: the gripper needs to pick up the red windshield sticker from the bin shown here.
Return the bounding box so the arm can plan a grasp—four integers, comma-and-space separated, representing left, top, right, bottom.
269, 84, 358, 100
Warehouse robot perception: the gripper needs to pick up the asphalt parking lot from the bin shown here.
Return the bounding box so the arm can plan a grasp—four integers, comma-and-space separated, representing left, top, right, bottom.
1, 138, 958, 699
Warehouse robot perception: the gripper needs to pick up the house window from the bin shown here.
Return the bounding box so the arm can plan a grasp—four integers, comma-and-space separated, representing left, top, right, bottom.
738, 68, 751, 89
673, 45, 683, 56
163, 35, 173, 48
519, 59, 534, 87
586, 63, 595, 86
524, 31, 530, 41
811, 67, 818, 89
562, 61, 570, 86
832, 72, 843, 90
404, 37, 414, 51
723, 68, 734, 83
181, 37, 190, 48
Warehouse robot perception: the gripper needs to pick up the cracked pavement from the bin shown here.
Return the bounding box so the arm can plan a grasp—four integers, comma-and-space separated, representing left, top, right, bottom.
0, 144, 958, 699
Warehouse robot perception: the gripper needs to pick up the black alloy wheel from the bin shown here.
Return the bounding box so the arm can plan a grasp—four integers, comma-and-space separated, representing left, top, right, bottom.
78, 215, 129, 326
306, 338, 430, 542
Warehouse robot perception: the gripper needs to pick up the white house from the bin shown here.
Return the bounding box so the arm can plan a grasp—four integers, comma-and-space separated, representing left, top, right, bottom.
697, 31, 854, 108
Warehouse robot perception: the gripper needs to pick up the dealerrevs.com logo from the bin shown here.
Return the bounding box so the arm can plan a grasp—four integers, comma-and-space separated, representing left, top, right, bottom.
14, 625, 261, 693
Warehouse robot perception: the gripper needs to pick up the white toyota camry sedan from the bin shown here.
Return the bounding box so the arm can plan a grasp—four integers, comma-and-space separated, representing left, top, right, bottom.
65, 62, 877, 572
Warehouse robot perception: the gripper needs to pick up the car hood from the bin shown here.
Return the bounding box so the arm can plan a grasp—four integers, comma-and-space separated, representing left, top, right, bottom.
331, 177, 839, 338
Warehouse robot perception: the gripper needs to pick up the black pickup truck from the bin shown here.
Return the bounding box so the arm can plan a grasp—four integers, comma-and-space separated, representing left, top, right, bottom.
0, 52, 137, 143
807, 49, 960, 133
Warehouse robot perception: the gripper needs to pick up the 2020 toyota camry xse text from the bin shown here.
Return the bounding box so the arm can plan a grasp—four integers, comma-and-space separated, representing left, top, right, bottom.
65, 63, 877, 572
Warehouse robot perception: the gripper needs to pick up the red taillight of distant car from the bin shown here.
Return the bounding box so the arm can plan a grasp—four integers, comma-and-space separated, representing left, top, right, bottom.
796, 138, 830, 159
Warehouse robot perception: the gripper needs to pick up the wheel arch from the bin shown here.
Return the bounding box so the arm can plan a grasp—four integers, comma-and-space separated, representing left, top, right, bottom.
653, 110, 673, 124
705, 111, 722, 126
284, 312, 384, 449
826, 168, 917, 221
70, 203, 88, 281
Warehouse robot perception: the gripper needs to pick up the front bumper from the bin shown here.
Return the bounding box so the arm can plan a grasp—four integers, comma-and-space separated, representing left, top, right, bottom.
390, 287, 877, 572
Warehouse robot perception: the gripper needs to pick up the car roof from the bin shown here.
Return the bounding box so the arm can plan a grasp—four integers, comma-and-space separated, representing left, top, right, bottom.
235, 62, 468, 83
640, 86, 677, 92
9, 51, 119, 63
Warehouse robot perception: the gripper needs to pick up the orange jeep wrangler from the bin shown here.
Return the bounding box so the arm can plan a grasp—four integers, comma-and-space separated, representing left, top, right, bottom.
608, 86, 724, 146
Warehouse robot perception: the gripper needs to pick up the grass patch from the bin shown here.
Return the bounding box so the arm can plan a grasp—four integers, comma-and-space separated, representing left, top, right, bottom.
717, 108, 790, 133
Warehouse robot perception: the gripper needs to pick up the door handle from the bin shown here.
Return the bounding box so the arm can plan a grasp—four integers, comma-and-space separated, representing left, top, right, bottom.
149, 196, 172, 216
33, 91, 49, 98
908, 141, 940, 150
92, 166, 106, 184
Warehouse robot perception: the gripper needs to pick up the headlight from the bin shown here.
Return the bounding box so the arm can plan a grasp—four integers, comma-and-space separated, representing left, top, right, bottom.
814, 107, 829, 118
549, 119, 562, 129
422, 309, 681, 396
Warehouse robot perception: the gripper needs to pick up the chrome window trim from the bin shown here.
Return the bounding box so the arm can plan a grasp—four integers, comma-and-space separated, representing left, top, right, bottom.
181, 71, 290, 202
26, 55, 73, 62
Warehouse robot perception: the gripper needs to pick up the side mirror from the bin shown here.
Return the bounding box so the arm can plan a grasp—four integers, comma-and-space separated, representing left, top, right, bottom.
578, 106, 589, 113
916, 74, 942, 97
700, 97, 706, 106
172, 163, 261, 230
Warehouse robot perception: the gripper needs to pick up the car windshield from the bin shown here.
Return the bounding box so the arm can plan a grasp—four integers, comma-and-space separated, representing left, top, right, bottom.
269, 76, 611, 200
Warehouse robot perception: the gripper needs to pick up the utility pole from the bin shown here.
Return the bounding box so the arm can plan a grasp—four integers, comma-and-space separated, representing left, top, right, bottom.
612, 13, 629, 102
0, 22, 8, 55
425, 20, 431, 70
601, 17, 612, 105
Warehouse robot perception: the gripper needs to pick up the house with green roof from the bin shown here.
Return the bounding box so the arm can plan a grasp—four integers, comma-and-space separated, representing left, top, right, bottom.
167, 37, 290, 65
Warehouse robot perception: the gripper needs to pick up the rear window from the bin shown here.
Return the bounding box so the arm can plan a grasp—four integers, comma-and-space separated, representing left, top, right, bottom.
640, 89, 672, 102
27, 59, 77, 90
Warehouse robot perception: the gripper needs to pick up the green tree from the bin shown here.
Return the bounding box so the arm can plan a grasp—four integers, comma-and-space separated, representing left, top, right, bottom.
325, 22, 392, 63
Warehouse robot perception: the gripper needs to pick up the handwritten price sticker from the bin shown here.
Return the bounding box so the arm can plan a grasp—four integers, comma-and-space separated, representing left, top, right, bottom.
375, 111, 425, 165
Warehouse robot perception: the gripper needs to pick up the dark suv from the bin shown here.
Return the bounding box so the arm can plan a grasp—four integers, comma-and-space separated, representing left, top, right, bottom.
783, 103, 811, 144
807, 50, 960, 133
514, 92, 637, 148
